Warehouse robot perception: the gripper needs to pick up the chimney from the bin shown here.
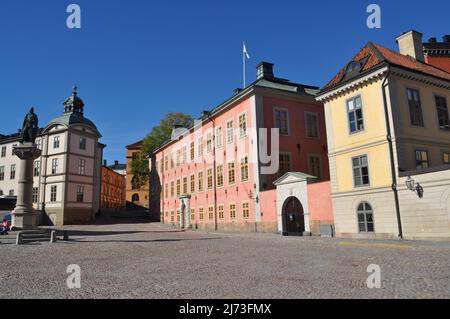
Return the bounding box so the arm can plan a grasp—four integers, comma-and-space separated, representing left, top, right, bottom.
444, 35, 450, 43
396, 30, 425, 62
103, 160, 107, 167
428, 37, 437, 43
114, 160, 119, 167
256, 62, 274, 80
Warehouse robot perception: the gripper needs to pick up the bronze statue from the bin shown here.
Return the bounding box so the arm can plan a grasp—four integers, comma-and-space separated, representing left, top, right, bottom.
20, 107, 39, 144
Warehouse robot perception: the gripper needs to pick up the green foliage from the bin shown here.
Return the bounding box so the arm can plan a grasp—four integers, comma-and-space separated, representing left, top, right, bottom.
141, 112, 194, 155
131, 112, 194, 190
131, 154, 149, 190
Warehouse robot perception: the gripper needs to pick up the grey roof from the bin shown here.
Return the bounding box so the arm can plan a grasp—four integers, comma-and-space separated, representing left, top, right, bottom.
47, 112, 99, 134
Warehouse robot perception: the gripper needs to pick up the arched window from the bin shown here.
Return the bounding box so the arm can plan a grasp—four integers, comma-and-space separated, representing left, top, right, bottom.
132, 194, 139, 203
357, 202, 374, 233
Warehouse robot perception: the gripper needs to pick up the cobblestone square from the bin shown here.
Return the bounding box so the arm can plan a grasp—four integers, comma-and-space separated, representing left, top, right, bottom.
1, 221, 450, 299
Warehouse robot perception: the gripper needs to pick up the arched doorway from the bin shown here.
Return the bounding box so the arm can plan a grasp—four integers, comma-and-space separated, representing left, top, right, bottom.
282, 196, 305, 236
131, 194, 139, 203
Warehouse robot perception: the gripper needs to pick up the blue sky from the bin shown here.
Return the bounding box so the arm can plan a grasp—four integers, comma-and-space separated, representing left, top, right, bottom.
1, 0, 449, 163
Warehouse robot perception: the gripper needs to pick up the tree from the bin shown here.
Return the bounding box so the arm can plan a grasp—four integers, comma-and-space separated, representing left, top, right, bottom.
131, 112, 194, 190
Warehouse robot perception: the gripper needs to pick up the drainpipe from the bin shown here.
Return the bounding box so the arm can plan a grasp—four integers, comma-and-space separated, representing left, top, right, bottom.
381, 67, 403, 239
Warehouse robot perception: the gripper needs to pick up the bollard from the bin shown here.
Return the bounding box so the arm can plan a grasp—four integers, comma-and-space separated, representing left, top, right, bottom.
16, 232, 23, 245
50, 231, 57, 243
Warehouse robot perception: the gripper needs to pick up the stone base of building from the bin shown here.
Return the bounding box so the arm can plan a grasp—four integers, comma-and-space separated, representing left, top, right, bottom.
168, 221, 278, 234
309, 220, 335, 236
44, 208, 96, 226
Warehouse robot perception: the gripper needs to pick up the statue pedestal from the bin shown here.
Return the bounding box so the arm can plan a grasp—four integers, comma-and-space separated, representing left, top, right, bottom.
12, 143, 42, 230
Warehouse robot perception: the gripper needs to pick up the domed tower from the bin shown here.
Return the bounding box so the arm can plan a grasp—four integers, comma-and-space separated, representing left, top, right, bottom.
39, 86, 104, 226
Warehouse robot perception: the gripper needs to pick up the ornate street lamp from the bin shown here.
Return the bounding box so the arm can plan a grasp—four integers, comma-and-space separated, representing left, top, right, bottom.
406, 176, 424, 199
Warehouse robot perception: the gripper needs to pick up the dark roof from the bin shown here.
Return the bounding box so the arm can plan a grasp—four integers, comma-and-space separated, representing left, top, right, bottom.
126, 140, 143, 150
47, 112, 98, 130
321, 42, 450, 93
153, 76, 320, 153
108, 163, 126, 170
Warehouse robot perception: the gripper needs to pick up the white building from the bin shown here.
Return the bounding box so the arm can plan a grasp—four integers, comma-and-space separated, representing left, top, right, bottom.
0, 87, 104, 226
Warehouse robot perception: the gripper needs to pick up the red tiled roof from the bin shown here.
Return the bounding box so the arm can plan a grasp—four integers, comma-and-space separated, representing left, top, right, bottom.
323, 42, 450, 91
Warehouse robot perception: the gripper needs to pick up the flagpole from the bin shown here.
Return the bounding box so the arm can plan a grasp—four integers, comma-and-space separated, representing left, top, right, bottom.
243, 41, 246, 88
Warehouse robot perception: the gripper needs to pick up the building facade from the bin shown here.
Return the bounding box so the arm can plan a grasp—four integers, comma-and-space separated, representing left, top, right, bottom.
0, 87, 104, 226
317, 30, 450, 240
424, 34, 450, 73
126, 140, 150, 209
154, 62, 331, 234
101, 163, 126, 210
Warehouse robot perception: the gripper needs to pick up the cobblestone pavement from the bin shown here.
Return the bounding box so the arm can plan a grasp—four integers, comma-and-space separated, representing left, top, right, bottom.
1, 221, 450, 299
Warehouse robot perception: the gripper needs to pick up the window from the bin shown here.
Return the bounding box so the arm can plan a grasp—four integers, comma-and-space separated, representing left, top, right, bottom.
170, 181, 175, 197
228, 162, 235, 185
183, 177, 188, 194
278, 153, 291, 178
415, 150, 429, 169
50, 185, 57, 202
240, 157, 249, 182
226, 120, 234, 144
435, 95, 449, 128
443, 152, 450, 165
182, 146, 187, 164
53, 136, 60, 149
229, 203, 236, 219
190, 142, 195, 161
10, 164, 16, 180
190, 174, 195, 193
176, 179, 181, 196
206, 133, 213, 154
176, 149, 181, 166
198, 171, 204, 191
347, 96, 365, 133
9, 190, 14, 196
357, 202, 374, 233
170, 211, 175, 223
407, 89, 424, 127
1, 146, 6, 158
207, 168, 213, 190
33, 161, 40, 177
308, 155, 321, 179
217, 165, 224, 187
352, 155, 370, 187
305, 112, 319, 138
170, 153, 174, 169
274, 109, 289, 135
51, 158, 58, 174
132, 194, 139, 202
216, 127, 223, 149
32, 187, 39, 204
239, 113, 247, 138
190, 209, 195, 223
208, 206, 214, 221
164, 156, 169, 171
197, 137, 203, 157
177, 210, 180, 223
218, 205, 224, 220
79, 137, 87, 150
242, 202, 250, 219
78, 159, 86, 175
0, 166, 4, 181
199, 208, 204, 221
165, 184, 169, 199
36, 139, 42, 150
76, 186, 84, 202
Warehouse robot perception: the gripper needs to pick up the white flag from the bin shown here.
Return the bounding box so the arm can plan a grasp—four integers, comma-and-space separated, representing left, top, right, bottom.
243, 42, 250, 59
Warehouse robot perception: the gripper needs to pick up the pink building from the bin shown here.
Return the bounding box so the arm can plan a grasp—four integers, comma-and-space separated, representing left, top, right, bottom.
154, 62, 333, 235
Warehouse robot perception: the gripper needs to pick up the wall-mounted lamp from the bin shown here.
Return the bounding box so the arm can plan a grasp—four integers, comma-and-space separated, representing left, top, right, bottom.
406, 176, 424, 199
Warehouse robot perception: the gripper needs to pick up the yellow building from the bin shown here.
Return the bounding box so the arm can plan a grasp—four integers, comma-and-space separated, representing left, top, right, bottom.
317, 30, 450, 240
126, 140, 149, 209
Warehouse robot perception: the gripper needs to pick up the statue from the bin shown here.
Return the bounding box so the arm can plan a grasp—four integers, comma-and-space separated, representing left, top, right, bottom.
20, 107, 39, 144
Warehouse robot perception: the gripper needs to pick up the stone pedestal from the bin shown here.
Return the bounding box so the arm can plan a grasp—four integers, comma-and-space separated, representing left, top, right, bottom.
11, 143, 42, 230
179, 194, 191, 230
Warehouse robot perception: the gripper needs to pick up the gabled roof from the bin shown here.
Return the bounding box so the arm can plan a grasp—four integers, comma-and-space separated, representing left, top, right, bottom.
273, 172, 317, 186
321, 42, 450, 93
126, 140, 143, 150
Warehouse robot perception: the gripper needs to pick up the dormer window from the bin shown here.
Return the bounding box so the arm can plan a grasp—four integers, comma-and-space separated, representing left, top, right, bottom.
346, 61, 361, 74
